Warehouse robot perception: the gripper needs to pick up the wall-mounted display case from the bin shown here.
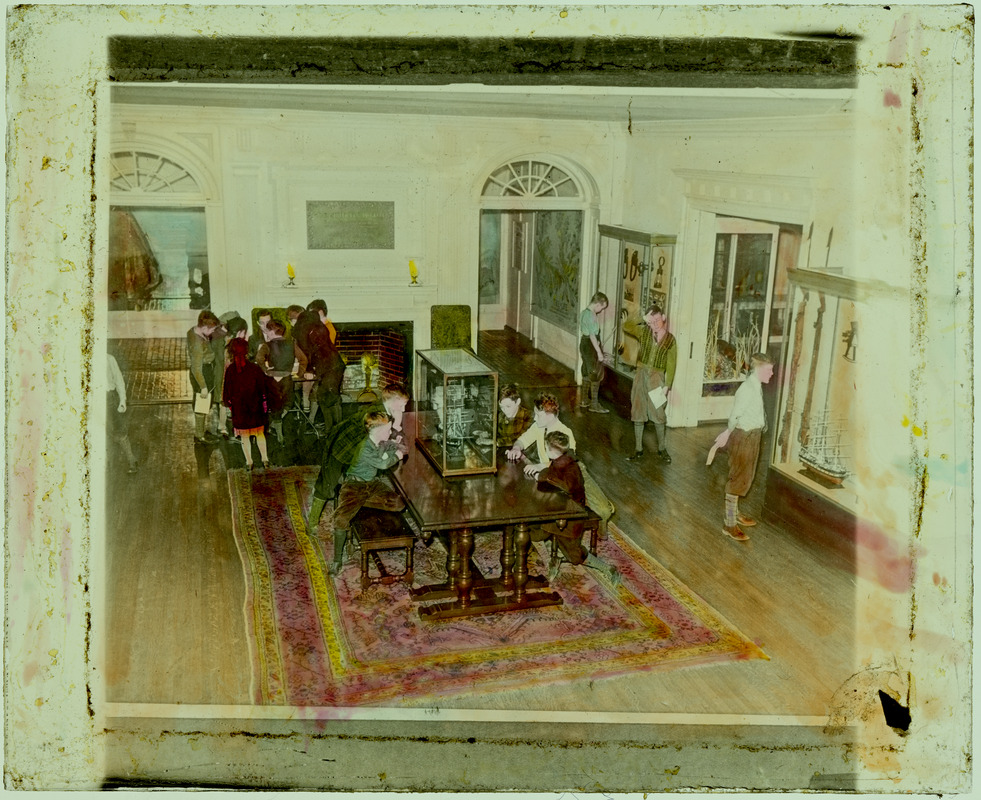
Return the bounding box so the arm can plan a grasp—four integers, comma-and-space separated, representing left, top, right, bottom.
415, 348, 499, 477
764, 268, 866, 560
596, 225, 676, 380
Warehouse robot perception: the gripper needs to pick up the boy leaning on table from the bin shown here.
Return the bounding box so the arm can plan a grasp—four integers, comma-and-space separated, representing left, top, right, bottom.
531, 430, 620, 586
322, 410, 407, 575
505, 392, 616, 527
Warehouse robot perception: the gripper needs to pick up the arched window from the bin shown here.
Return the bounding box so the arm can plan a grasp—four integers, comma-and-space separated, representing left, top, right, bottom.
109, 150, 209, 312
482, 159, 582, 198
479, 158, 586, 333
110, 151, 201, 194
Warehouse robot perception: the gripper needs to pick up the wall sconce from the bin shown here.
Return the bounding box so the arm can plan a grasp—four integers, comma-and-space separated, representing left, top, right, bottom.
408, 258, 421, 286
842, 321, 857, 362
283, 262, 296, 288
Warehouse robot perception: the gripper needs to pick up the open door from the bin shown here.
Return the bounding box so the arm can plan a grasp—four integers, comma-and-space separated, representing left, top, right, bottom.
504, 212, 534, 338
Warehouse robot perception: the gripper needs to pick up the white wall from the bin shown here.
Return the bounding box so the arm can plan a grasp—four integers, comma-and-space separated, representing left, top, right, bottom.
110, 105, 619, 353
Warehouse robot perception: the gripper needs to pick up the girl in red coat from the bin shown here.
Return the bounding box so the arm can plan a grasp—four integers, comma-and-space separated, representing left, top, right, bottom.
223, 338, 270, 470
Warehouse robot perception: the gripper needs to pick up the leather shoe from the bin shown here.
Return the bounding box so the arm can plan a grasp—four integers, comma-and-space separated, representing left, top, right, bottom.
722, 525, 750, 542
588, 406, 610, 414
658, 449, 672, 464
626, 451, 644, 461
736, 514, 757, 527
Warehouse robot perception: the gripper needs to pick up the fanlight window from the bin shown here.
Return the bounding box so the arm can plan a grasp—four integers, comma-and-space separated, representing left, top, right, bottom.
110, 151, 201, 194
482, 159, 581, 198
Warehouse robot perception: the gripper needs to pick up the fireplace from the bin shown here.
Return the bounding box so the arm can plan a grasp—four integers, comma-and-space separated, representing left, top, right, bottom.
334, 320, 413, 398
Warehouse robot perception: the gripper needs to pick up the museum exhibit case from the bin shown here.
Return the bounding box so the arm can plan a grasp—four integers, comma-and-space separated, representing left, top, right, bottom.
763, 267, 863, 561
415, 348, 499, 477
594, 225, 676, 413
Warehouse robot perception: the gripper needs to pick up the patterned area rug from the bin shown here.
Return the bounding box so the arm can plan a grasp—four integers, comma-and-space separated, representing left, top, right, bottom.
229, 466, 767, 706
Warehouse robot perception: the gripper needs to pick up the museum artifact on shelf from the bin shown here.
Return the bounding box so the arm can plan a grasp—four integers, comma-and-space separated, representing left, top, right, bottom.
415, 348, 499, 477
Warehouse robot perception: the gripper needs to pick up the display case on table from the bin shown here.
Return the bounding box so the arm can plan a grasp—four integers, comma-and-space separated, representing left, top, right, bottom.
415, 348, 499, 477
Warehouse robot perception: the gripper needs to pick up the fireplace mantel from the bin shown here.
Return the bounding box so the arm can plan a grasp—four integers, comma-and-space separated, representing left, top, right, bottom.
264, 283, 438, 351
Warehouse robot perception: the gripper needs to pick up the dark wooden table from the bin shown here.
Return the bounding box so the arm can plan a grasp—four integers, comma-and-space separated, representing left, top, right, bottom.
391, 412, 588, 620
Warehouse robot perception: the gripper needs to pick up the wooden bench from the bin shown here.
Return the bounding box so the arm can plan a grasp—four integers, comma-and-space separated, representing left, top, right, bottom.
350, 508, 416, 590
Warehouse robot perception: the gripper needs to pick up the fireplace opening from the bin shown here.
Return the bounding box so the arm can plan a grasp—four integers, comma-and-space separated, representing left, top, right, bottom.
334, 320, 413, 401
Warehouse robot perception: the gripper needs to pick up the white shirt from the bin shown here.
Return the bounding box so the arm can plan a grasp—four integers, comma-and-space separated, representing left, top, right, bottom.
514, 418, 577, 466
107, 354, 127, 404
728, 373, 765, 432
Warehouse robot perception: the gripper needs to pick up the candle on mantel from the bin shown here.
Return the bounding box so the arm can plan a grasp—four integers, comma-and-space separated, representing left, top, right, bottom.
409, 259, 419, 285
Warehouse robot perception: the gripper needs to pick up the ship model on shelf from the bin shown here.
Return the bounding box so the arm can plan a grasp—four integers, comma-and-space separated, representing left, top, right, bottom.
798, 411, 850, 486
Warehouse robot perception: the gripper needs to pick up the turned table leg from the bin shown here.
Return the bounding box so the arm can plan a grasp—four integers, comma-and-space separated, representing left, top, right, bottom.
456, 528, 474, 608
500, 525, 515, 591
513, 522, 531, 602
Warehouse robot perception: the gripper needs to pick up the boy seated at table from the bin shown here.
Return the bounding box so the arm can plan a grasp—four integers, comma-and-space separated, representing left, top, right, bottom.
324, 410, 408, 575
532, 431, 620, 586
505, 391, 617, 528
306, 386, 411, 555
496, 383, 533, 449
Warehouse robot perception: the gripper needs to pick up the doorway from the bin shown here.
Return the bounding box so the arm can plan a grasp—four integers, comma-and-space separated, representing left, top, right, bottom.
478, 207, 586, 365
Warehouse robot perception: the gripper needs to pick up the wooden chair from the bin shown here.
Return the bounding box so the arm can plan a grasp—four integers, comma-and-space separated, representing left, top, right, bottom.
350, 508, 416, 590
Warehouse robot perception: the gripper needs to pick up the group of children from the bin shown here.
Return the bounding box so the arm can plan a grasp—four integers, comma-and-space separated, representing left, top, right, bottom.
185, 299, 345, 471
299, 374, 621, 586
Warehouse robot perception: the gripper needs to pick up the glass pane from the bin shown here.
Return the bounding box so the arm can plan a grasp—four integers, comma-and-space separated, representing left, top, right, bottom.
478, 211, 501, 304
704, 234, 736, 381
729, 233, 772, 355
108, 206, 208, 311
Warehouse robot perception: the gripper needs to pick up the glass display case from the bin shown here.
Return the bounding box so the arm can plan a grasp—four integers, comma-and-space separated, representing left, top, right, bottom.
415, 348, 499, 477
768, 269, 861, 510
596, 225, 676, 379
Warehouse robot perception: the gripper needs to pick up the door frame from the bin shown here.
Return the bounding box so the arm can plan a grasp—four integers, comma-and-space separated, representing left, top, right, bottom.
671, 170, 816, 426
476, 153, 600, 363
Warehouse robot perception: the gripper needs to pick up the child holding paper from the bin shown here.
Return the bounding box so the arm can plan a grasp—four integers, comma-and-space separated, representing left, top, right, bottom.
621, 303, 677, 463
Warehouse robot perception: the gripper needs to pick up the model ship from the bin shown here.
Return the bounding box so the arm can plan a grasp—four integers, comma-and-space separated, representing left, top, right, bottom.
799, 413, 849, 485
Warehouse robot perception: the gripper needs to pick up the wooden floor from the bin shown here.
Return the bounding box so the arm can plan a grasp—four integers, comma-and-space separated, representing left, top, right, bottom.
104, 330, 855, 717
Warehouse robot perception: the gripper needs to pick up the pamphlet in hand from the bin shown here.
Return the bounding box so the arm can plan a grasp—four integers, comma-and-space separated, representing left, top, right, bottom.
194, 390, 212, 415
648, 386, 668, 409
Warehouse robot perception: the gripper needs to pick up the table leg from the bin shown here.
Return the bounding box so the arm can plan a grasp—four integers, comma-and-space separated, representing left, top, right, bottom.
457, 528, 474, 608
500, 525, 515, 591
513, 522, 531, 602
447, 534, 459, 591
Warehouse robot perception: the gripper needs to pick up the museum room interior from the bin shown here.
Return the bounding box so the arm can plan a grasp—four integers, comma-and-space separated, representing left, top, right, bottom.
5, 5, 970, 793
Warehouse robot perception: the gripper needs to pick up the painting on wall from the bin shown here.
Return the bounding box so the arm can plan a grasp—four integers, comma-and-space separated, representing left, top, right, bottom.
530, 209, 582, 333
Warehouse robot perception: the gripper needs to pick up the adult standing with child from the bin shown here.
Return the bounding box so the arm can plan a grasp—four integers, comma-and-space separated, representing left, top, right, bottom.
622, 303, 678, 464
578, 292, 613, 414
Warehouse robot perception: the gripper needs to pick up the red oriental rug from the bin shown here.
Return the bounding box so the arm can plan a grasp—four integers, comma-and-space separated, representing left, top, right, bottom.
229, 466, 767, 706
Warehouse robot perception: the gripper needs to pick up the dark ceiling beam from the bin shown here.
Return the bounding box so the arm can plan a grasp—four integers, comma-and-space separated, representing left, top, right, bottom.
108, 36, 857, 89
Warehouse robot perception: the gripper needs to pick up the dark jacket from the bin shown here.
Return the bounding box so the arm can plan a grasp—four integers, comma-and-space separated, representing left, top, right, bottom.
537, 453, 586, 541
222, 360, 269, 430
